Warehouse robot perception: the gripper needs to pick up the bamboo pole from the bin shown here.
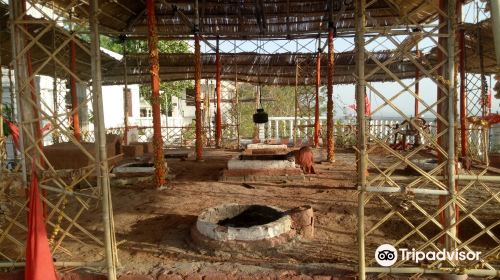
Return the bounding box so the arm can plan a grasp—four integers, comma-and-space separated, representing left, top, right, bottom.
365, 267, 499, 277
123, 45, 129, 145
21, 0, 42, 154
52, 22, 58, 144
478, 25, 488, 116
69, 36, 81, 142
89, 0, 117, 279
294, 62, 298, 146
215, 37, 222, 148
9, 0, 28, 185
492, 0, 500, 74
234, 40, 240, 148
194, 35, 203, 158
445, 0, 458, 252
326, 27, 335, 162
0, 261, 102, 268
0, 41, 4, 170
147, 0, 166, 186
414, 45, 420, 117
314, 42, 321, 148
437, 0, 447, 246
459, 25, 467, 159
363, 186, 449, 195
194, 0, 203, 159
355, 0, 366, 278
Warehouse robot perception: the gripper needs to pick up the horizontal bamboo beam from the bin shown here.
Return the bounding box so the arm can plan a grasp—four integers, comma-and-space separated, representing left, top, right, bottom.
365, 267, 499, 277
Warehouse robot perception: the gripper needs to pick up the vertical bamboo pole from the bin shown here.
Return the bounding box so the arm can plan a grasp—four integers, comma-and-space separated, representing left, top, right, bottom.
69, 37, 81, 142
194, 36, 203, 160
437, 0, 446, 161
123, 48, 129, 145
8, 67, 18, 162
193, 0, 203, 157
437, 0, 447, 244
234, 39, 240, 148
355, 0, 366, 278
205, 79, 210, 145
478, 27, 488, 116
89, 0, 117, 278
9, 0, 28, 185
21, 0, 42, 151
215, 37, 222, 148
414, 45, 420, 117
315, 44, 321, 147
8, 67, 14, 122
52, 28, 59, 144
0, 45, 4, 171
459, 6, 467, 159
491, 0, 500, 72
0, 40, 3, 146
445, 0, 458, 252
147, 0, 166, 186
326, 26, 335, 162
294, 62, 299, 146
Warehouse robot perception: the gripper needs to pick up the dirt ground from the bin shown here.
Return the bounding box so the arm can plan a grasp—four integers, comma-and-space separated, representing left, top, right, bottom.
3, 148, 498, 279
78, 149, 361, 278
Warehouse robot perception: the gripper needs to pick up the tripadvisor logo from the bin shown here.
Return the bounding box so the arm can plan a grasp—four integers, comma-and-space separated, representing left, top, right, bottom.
375, 244, 482, 267
375, 244, 398, 266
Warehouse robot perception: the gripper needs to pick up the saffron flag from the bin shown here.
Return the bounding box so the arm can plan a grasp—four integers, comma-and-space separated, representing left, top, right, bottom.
3, 119, 20, 151
25, 166, 59, 280
365, 94, 371, 116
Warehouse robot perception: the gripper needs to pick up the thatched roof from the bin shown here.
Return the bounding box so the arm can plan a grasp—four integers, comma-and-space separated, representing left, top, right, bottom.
51, 0, 441, 39
0, 3, 119, 81
102, 51, 419, 85
2, 1, 495, 87
462, 19, 497, 74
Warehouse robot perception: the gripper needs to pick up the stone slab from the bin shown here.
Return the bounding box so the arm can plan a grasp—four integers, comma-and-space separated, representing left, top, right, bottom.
228, 157, 295, 170
246, 143, 288, 150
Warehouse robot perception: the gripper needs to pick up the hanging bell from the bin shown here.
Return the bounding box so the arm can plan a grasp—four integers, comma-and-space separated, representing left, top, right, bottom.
253, 108, 268, 124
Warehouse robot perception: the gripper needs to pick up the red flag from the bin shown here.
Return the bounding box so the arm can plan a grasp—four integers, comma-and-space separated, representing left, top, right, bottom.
25, 167, 58, 280
347, 95, 371, 116
41, 122, 51, 134
365, 94, 371, 116
4, 119, 20, 151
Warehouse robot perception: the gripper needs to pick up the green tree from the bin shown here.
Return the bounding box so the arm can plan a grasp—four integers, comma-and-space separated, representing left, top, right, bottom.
238, 84, 297, 138
99, 35, 193, 115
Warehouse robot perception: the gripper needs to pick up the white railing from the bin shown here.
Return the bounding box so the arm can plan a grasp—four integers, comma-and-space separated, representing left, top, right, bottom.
137, 116, 186, 127
266, 116, 436, 141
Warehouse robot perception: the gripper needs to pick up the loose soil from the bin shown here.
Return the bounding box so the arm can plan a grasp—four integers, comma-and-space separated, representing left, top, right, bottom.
2, 148, 498, 279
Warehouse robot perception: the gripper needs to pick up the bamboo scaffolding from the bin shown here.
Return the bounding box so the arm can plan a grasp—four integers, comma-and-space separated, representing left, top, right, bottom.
89, 0, 117, 278
355, 0, 367, 278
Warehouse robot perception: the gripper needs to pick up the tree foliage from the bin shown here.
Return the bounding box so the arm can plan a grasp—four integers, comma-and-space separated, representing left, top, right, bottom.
238, 84, 327, 138
100, 36, 193, 114
238, 84, 295, 138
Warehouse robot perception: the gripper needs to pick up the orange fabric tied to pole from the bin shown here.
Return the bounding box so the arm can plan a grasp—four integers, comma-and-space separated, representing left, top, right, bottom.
3, 119, 20, 151
25, 165, 58, 280
364, 94, 371, 116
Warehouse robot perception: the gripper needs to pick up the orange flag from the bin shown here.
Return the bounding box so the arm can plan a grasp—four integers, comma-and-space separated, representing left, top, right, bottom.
3, 119, 20, 151
25, 166, 58, 280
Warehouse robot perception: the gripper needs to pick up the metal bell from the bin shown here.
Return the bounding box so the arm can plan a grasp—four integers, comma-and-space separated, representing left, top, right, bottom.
253, 108, 268, 124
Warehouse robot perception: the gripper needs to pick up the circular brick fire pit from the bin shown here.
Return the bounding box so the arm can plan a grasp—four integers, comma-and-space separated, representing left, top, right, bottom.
191, 204, 296, 250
